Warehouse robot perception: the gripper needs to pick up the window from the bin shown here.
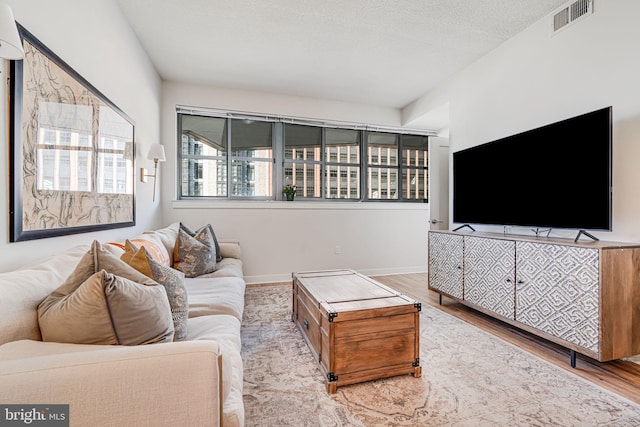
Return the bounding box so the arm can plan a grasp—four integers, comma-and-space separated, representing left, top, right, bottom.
230, 119, 273, 197
177, 110, 428, 202
326, 128, 360, 199
284, 124, 322, 198
179, 115, 228, 197
367, 132, 398, 200
401, 135, 429, 201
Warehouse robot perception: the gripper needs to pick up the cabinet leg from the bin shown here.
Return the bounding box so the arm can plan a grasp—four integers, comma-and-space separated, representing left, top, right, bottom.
570, 350, 576, 368
439, 294, 442, 305
413, 366, 422, 378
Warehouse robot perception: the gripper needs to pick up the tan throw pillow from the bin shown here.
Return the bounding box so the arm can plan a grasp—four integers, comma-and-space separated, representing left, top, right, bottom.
122, 240, 189, 341
173, 224, 217, 277
181, 222, 222, 262
37, 241, 174, 345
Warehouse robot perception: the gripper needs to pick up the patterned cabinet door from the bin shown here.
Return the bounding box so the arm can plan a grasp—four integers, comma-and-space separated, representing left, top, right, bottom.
515, 242, 600, 353
464, 236, 516, 319
428, 232, 464, 299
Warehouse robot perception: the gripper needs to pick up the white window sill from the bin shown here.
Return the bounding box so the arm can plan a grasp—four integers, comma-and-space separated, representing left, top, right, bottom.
171, 199, 429, 211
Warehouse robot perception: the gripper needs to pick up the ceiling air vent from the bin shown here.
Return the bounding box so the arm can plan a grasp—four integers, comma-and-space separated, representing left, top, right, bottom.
553, 0, 593, 33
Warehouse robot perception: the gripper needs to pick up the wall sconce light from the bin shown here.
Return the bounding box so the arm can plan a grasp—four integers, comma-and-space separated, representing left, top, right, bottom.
140, 143, 166, 201
0, 2, 24, 60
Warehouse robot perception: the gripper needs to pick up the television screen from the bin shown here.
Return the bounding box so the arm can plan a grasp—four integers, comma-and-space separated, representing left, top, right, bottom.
453, 107, 612, 231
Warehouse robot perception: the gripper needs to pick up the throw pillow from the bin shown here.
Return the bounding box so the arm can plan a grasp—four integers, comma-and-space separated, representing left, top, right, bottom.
131, 236, 172, 266
37, 240, 174, 345
181, 222, 222, 263
143, 223, 180, 261
122, 240, 189, 341
173, 224, 217, 277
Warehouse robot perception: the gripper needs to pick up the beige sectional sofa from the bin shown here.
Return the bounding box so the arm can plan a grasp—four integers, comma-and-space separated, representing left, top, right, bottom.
0, 223, 245, 427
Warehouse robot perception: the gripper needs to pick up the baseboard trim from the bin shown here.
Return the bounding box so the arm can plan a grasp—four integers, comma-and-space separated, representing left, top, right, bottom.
245, 266, 427, 285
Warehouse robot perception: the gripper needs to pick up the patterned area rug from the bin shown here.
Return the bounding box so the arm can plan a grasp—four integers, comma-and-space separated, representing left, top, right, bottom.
242, 285, 640, 426
625, 354, 640, 364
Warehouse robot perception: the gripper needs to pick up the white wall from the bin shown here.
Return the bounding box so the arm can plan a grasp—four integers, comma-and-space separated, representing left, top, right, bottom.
0, 0, 163, 272
169, 200, 428, 284
405, 0, 640, 242
162, 82, 429, 283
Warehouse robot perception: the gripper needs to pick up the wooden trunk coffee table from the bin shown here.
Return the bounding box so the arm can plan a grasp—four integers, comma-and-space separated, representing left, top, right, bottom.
291, 269, 422, 393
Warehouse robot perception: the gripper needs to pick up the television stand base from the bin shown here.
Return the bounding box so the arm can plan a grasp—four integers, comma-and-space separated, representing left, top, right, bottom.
575, 230, 599, 243
531, 228, 552, 238
453, 224, 476, 232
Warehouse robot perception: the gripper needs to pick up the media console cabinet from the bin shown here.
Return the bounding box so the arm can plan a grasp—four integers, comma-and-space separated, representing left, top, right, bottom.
428, 230, 640, 366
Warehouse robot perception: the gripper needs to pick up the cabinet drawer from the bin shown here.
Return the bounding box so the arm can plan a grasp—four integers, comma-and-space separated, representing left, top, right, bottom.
296, 295, 321, 356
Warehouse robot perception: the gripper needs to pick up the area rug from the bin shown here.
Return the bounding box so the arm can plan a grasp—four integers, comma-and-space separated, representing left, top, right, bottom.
241, 285, 640, 426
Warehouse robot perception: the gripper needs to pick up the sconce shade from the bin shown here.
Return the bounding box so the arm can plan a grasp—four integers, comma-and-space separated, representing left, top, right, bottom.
146, 143, 166, 162
0, 3, 24, 59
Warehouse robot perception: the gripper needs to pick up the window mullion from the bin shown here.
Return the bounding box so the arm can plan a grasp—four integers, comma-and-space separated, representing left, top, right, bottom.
177, 114, 183, 198
397, 134, 403, 201
226, 118, 232, 198
274, 122, 283, 201
362, 130, 368, 201
321, 127, 326, 200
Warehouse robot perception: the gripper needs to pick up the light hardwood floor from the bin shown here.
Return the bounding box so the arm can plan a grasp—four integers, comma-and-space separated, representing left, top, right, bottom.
369, 272, 640, 405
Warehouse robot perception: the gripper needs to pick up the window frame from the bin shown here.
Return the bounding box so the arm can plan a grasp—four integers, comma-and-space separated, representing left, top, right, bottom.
283, 123, 324, 200
399, 134, 429, 201
228, 118, 275, 199
177, 109, 430, 203
324, 127, 362, 200
178, 114, 229, 198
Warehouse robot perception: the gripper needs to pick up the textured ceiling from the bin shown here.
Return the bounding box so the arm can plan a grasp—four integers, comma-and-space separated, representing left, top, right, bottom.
116, 0, 568, 109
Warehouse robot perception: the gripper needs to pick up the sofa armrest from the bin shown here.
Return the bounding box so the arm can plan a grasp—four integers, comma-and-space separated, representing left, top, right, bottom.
219, 240, 241, 260
0, 341, 223, 427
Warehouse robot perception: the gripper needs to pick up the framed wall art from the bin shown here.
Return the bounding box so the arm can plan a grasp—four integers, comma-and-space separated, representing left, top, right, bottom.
9, 24, 135, 242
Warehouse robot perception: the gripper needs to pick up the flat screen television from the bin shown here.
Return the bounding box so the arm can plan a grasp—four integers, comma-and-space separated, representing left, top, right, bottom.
453, 107, 612, 231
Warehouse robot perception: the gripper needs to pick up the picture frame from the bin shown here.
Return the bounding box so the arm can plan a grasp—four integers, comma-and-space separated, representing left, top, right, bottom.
9, 24, 135, 242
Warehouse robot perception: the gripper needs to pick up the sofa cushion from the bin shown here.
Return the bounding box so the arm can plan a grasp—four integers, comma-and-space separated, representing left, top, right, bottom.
185, 277, 246, 321
0, 244, 89, 346
198, 258, 243, 279
122, 240, 189, 341
37, 241, 174, 345
187, 315, 242, 354
222, 371, 245, 427
174, 225, 217, 278
187, 315, 242, 405
38, 270, 174, 345
219, 241, 242, 260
